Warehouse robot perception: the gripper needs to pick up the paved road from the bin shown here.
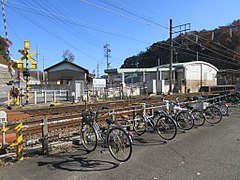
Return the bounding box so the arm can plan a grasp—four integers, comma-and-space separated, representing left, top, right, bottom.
0, 106, 240, 180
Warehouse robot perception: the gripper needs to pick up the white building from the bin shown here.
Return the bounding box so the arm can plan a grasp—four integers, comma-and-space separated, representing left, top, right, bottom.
105, 61, 218, 94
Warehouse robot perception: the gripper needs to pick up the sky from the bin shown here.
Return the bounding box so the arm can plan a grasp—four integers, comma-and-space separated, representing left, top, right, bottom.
1, 0, 240, 76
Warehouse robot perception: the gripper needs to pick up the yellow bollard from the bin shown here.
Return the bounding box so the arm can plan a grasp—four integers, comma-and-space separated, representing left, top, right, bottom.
7, 91, 11, 107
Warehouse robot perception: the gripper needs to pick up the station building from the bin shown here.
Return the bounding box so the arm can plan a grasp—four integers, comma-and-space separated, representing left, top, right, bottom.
104, 61, 218, 94
43, 60, 91, 101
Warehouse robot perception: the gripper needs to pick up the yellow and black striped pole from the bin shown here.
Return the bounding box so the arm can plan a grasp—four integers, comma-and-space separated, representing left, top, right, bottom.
26, 50, 29, 104
18, 41, 36, 105
23, 40, 30, 105
10, 121, 24, 161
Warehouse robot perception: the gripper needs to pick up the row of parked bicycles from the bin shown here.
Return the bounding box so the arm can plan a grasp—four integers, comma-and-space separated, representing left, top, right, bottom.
80, 92, 239, 163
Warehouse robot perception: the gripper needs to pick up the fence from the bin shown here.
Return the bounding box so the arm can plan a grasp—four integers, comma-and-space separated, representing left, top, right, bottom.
8, 90, 70, 106
0, 119, 23, 161
2, 92, 239, 158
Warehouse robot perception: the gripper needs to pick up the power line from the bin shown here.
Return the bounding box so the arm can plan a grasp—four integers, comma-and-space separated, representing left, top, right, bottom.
183, 35, 240, 63
197, 34, 240, 57
99, 0, 168, 29
79, 0, 154, 27
7, 6, 99, 62
157, 41, 240, 68
7, 1, 150, 44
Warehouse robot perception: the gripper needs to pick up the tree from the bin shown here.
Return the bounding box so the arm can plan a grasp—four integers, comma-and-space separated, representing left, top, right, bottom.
0, 36, 11, 65
121, 19, 240, 70
62, 49, 75, 62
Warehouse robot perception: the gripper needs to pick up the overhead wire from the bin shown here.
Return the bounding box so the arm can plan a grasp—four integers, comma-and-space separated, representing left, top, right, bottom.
196, 33, 240, 57
9, 0, 104, 49
7, 1, 150, 44
183, 35, 240, 64
79, 0, 154, 28
157, 41, 240, 67
6, 5, 99, 62
172, 39, 240, 65
99, 0, 168, 29
6, 0, 240, 71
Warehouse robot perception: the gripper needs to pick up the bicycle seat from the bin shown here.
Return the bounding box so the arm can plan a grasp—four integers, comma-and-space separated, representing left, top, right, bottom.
106, 118, 116, 125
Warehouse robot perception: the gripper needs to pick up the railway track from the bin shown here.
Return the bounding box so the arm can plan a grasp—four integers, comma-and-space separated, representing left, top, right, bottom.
2, 92, 231, 149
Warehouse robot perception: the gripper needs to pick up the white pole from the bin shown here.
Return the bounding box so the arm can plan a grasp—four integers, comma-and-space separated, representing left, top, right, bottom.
34, 91, 37, 104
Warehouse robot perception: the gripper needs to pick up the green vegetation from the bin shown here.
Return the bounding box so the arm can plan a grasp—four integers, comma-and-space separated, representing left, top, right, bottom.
0, 36, 11, 66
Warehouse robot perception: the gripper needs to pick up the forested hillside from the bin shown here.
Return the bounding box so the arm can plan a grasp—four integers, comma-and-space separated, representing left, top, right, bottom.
121, 20, 240, 70
0, 36, 11, 66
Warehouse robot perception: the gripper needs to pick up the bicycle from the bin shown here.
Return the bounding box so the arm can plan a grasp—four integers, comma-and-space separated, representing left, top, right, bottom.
161, 99, 194, 130
201, 101, 222, 124
185, 101, 206, 126
81, 109, 132, 162
190, 96, 223, 125
211, 96, 229, 116
133, 104, 177, 140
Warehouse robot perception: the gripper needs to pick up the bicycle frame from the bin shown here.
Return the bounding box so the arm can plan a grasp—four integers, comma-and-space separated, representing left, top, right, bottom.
162, 101, 185, 119
92, 121, 105, 142
142, 112, 156, 128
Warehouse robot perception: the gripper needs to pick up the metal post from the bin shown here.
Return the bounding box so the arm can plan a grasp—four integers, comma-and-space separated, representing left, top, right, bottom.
169, 20, 190, 93
42, 58, 45, 84
2, 122, 6, 145
42, 118, 48, 155
111, 109, 115, 120
66, 90, 69, 101
156, 58, 160, 94
169, 19, 173, 93
142, 103, 146, 114
53, 91, 56, 102
34, 91, 37, 104
44, 91, 47, 103
15, 121, 23, 161
7, 91, 10, 107
200, 64, 203, 87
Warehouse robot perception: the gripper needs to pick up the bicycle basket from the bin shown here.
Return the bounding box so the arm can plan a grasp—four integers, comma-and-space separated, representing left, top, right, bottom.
193, 101, 204, 111
82, 110, 94, 123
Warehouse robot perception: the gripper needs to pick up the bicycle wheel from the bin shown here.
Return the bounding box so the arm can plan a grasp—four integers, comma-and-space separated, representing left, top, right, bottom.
107, 127, 132, 162
133, 113, 146, 135
81, 123, 98, 152
218, 104, 228, 116
155, 115, 177, 140
175, 111, 194, 130
191, 109, 205, 126
204, 106, 222, 124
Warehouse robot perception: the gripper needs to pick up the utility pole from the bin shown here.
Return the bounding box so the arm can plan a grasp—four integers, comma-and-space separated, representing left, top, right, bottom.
97, 62, 99, 78
36, 45, 40, 82
42, 57, 45, 83
169, 19, 190, 93
169, 19, 173, 93
156, 57, 160, 94
104, 44, 111, 69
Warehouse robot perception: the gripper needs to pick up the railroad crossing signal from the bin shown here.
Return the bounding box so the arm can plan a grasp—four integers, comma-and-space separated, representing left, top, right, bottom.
17, 40, 37, 105
24, 40, 30, 50
17, 48, 37, 69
